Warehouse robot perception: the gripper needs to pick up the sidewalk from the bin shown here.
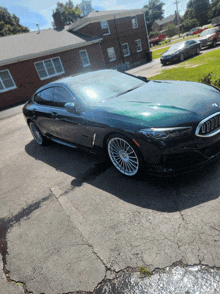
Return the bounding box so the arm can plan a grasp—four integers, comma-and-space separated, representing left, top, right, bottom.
0, 104, 24, 120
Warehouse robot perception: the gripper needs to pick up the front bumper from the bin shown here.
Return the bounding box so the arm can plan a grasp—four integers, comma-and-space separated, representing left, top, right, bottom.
200, 39, 213, 48
160, 54, 180, 64
138, 133, 220, 176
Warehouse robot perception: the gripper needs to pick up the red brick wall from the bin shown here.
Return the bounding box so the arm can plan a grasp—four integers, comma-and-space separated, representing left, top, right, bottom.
77, 14, 150, 70
0, 43, 105, 110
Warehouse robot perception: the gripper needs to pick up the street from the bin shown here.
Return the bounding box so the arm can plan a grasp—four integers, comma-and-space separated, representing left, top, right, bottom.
1, 96, 220, 293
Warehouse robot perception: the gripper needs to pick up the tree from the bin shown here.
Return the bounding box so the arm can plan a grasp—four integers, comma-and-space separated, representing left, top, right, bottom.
0, 6, 29, 37
144, 0, 165, 32
165, 23, 179, 37
54, 0, 81, 25
181, 18, 199, 32
183, 0, 211, 26
209, 0, 220, 19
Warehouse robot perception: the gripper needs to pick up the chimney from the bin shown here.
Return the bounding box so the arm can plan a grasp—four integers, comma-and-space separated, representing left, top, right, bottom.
52, 11, 64, 29
36, 23, 40, 33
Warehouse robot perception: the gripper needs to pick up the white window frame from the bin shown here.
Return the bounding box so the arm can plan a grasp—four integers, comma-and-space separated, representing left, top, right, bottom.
34, 57, 65, 80
135, 39, 142, 52
131, 16, 138, 29
0, 69, 16, 93
101, 21, 110, 35
122, 43, 130, 57
107, 47, 116, 61
79, 49, 91, 67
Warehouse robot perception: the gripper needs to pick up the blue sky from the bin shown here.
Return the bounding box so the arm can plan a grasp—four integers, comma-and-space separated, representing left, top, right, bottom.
1, 0, 188, 31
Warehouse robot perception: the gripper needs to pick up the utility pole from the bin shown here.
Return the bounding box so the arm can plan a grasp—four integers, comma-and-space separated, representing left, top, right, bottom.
174, 0, 180, 37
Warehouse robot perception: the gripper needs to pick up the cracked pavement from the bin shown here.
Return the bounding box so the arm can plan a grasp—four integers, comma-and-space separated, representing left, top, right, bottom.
1, 101, 220, 293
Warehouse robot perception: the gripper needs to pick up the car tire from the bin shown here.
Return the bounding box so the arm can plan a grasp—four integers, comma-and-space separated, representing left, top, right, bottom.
107, 134, 143, 177
29, 122, 48, 146
196, 46, 200, 55
161, 61, 167, 66
213, 39, 217, 47
180, 54, 184, 62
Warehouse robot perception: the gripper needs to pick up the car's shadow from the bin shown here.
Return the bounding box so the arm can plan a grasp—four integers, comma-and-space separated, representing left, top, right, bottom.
25, 140, 220, 213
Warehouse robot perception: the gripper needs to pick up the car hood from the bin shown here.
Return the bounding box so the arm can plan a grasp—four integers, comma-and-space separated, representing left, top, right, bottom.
89, 81, 220, 128
200, 33, 214, 40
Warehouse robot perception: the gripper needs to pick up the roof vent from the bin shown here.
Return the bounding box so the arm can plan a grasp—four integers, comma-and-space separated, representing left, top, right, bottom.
36, 23, 40, 34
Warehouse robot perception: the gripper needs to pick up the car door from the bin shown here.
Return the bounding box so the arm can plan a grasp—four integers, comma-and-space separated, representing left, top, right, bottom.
186, 40, 197, 56
51, 86, 87, 146
32, 87, 57, 137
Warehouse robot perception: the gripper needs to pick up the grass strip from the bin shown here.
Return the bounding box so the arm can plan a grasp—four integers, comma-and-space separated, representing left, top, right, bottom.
150, 48, 220, 86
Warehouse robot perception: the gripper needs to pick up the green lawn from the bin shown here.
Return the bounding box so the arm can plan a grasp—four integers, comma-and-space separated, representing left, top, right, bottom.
150, 48, 220, 86
152, 47, 170, 60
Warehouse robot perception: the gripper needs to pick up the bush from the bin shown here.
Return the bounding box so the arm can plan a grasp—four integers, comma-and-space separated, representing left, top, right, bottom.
200, 72, 220, 88
149, 31, 161, 38
165, 23, 179, 37
181, 18, 199, 33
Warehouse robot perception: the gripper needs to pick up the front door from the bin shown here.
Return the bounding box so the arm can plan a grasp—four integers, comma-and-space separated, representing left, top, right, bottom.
51, 86, 86, 146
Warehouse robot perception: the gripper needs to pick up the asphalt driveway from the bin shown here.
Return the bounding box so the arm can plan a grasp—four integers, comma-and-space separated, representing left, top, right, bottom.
1, 105, 220, 293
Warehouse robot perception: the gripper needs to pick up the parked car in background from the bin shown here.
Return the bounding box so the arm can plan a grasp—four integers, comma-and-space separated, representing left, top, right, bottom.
199, 27, 220, 48
186, 27, 205, 36
160, 40, 201, 65
23, 70, 220, 177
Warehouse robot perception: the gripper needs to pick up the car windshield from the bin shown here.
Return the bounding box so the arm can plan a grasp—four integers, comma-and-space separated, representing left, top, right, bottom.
200, 28, 216, 36
68, 71, 145, 104
166, 42, 185, 53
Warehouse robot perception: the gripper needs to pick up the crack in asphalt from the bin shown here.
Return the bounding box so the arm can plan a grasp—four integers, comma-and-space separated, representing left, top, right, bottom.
0, 194, 52, 294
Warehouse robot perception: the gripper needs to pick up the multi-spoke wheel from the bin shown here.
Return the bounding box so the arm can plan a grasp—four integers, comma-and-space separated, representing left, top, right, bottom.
213, 39, 217, 47
196, 46, 200, 55
107, 135, 141, 176
29, 122, 47, 146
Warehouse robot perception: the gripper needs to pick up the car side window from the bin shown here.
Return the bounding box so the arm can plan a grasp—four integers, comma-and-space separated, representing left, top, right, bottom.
53, 87, 74, 108
34, 88, 54, 106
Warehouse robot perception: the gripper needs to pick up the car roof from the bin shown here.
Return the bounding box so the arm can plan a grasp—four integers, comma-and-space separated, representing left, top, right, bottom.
35, 69, 117, 93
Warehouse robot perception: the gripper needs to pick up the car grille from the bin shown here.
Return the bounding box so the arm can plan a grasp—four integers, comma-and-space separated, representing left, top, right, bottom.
196, 113, 220, 137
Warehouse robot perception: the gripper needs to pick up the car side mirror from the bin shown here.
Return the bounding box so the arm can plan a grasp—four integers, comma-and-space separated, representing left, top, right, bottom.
65, 102, 75, 113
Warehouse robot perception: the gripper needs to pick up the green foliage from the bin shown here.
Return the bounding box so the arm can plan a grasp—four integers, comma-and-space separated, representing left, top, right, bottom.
181, 18, 199, 33
0, 6, 29, 37
144, 0, 165, 32
149, 30, 160, 38
139, 266, 152, 277
54, 0, 81, 25
200, 72, 220, 88
183, 0, 210, 26
210, 0, 220, 19
165, 23, 179, 37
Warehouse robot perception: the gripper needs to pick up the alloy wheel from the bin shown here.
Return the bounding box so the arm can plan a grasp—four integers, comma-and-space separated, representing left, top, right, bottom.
180, 54, 184, 62
107, 137, 139, 176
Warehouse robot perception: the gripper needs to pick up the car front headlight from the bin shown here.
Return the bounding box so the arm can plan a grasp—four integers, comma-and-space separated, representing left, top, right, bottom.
137, 127, 192, 140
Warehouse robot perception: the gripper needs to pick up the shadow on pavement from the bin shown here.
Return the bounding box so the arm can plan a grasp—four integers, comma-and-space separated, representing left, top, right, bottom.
25, 140, 220, 213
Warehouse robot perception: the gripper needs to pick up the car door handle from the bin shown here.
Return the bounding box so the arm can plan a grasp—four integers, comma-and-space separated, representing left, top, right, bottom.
52, 112, 58, 116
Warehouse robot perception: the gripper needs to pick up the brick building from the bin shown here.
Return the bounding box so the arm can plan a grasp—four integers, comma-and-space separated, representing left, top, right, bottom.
0, 9, 151, 110
68, 9, 151, 71
152, 12, 181, 32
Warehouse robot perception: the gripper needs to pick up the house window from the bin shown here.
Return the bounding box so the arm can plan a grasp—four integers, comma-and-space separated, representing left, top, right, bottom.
101, 21, 110, 35
35, 57, 64, 80
79, 50, 90, 67
135, 39, 142, 52
0, 69, 16, 93
107, 47, 116, 61
131, 16, 138, 29
122, 43, 130, 57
